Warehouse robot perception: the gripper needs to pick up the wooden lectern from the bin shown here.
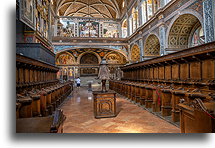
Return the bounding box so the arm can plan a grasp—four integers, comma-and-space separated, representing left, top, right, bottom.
93, 91, 116, 119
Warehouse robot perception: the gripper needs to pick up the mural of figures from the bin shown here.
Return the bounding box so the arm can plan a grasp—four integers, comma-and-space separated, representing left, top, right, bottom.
106, 52, 126, 64
56, 53, 75, 65
103, 23, 119, 38
191, 26, 205, 47
79, 21, 99, 37
58, 19, 75, 37
80, 53, 99, 64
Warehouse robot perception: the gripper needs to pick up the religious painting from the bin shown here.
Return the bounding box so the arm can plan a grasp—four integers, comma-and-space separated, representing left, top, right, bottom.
80, 53, 99, 64
58, 19, 75, 37
106, 52, 123, 64
56, 53, 75, 65
80, 68, 99, 76
103, 23, 119, 38
79, 21, 99, 37
19, 0, 35, 30
191, 26, 205, 47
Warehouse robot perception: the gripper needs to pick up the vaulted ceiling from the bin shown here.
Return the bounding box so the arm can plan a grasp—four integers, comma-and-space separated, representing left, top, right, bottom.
52, 0, 124, 19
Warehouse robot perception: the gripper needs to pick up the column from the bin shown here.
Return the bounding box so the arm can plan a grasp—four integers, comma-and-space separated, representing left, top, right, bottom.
203, 0, 215, 43
53, 17, 58, 36
139, 38, 144, 61
141, 38, 145, 60
159, 24, 166, 55
126, 13, 130, 37
118, 21, 122, 38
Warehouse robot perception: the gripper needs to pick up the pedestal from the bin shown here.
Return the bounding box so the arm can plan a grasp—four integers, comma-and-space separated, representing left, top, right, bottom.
93, 91, 116, 119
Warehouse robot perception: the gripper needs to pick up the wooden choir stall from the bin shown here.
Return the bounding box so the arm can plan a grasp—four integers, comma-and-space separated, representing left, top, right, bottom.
16, 52, 73, 133
109, 41, 215, 133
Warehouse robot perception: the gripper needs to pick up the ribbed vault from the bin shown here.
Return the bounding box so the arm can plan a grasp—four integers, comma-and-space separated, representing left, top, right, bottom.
53, 0, 122, 19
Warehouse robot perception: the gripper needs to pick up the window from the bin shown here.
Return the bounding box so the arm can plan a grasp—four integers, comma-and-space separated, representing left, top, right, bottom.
147, 0, 153, 19
141, 0, 147, 25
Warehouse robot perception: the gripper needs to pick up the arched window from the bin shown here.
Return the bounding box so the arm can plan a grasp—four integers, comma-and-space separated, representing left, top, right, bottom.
129, 16, 133, 35
144, 34, 160, 56
122, 19, 127, 38
154, 0, 159, 13
131, 44, 141, 63
147, 0, 153, 19
141, 0, 147, 25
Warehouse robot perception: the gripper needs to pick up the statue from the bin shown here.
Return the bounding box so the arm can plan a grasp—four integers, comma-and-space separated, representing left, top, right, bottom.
98, 59, 110, 92
115, 67, 122, 80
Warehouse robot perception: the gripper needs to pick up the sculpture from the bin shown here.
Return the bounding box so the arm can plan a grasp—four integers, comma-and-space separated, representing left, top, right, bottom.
98, 59, 110, 92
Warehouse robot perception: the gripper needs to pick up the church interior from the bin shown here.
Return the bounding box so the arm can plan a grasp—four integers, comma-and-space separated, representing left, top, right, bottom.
16, 0, 215, 133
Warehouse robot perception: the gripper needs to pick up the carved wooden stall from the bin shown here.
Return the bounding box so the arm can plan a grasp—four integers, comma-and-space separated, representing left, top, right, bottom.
16, 53, 73, 133
109, 41, 215, 133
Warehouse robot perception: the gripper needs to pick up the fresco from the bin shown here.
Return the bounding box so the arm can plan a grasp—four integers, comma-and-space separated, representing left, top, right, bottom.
191, 26, 205, 47
103, 23, 119, 38
56, 53, 75, 65
79, 21, 99, 37
57, 19, 75, 37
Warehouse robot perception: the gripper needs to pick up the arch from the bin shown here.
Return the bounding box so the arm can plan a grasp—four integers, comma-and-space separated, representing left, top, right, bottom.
166, 10, 203, 50
104, 51, 127, 64
77, 51, 101, 65
144, 34, 160, 56
55, 47, 129, 61
55, 52, 76, 65
130, 44, 141, 63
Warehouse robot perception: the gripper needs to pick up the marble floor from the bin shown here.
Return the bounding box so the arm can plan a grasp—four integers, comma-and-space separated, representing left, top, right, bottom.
60, 86, 180, 133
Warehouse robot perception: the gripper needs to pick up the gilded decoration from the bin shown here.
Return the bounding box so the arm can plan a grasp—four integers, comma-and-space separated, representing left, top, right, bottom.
131, 44, 140, 62
168, 14, 200, 49
144, 34, 160, 56
56, 52, 75, 65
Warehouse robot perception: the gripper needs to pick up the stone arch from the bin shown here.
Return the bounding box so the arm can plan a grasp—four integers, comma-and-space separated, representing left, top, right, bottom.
130, 44, 141, 63
104, 51, 127, 64
55, 47, 129, 61
55, 52, 76, 65
167, 11, 203, 50
144, 34, 160, 56
77, 51, 101, 65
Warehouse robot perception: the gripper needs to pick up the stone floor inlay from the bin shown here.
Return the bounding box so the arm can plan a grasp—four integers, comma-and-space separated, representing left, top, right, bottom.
60, 87, 180, 133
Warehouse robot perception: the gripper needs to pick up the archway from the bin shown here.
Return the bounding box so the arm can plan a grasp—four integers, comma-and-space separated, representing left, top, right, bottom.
80, 52, 99, 65
131, 44, 141, 63
144, 34, 160, 56
168, 14, 204, 50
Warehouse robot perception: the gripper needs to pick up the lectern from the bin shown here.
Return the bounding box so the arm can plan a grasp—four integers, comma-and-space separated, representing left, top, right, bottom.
93, 91, 116, 119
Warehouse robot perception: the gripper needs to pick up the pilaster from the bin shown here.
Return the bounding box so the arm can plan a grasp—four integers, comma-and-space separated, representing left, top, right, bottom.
203, 0, 215, 43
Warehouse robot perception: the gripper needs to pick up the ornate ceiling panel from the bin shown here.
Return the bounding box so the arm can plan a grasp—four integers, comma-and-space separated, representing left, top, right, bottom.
54, 0, 122, 19
168, 14, 200, 49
